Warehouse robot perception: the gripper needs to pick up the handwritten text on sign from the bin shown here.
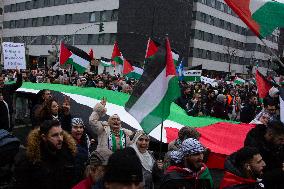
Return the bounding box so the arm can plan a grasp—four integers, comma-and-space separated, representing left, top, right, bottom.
2, 42, 26, 70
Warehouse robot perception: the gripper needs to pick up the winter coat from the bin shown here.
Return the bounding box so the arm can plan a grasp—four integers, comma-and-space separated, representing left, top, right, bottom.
88, 103, 131, 151
244, 125, 284, 188
212, 101, 229, 120
240, 103, 256, 123
0, 73, 22, 114
0, 100, 10, 130
159, 164, 213, 189
74, 134, 90, 180
220, 152, 264, 189
13, 128, 79, 189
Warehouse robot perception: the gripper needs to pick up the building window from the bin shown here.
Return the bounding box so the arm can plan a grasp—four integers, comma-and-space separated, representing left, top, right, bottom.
98, 34, 105, 45
0, 8, 3, 15
33, 0, 39, 9
44, 0, 51, 6
208, 33, 213, 42
218, 36, 223, 45
206, 50, 211, 59
110, 34, 116, 44
228, 7, 232, 14
32, 18, 38, 27
67, 0, 74, 4
201, 0, 207, 4
111, 9, 118, 21
220, 3, 224, 11
211, 0, 216, 7
90, 12, 96, 22
65, 14, 72, 24
201, 13, 206, 22
226, 22, 231, 30
209, 16, 214, 25
198, 31, 205, 40
11, 4, 16, 12
53, 15, 60, 25
198, 49, 203, 58
10, 20, 15, 28
100, 11, 108, 22
219, 20, 224, 28
25, 1, 31, 10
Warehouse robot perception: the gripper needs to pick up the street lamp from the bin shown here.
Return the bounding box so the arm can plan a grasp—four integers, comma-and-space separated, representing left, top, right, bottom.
72, 23, 104, 46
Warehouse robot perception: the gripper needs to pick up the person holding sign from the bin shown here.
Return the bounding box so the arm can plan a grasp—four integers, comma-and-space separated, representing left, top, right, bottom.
0, 68, 22, 131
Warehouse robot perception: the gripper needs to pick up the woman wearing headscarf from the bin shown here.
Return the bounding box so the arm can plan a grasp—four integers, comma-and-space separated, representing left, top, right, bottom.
130, 130, 163, 189
250, 111, 271, 125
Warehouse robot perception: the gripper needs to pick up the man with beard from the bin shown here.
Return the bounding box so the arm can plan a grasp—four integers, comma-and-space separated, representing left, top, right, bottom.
240, 95, 258, 123
89, 98, 132, 152
244, 120, 284, 188
160, 138, 213, 189
14, 120, 79, 189
220, 147, 266, 189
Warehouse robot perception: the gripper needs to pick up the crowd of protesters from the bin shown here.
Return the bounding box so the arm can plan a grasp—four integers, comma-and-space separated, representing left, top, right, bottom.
0, 67, 283, 189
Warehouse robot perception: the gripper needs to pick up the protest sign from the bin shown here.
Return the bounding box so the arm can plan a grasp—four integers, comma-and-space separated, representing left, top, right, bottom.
2, 42, 26, 70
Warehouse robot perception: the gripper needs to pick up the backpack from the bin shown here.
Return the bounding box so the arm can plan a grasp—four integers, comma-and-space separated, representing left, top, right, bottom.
0, 129, 20, 167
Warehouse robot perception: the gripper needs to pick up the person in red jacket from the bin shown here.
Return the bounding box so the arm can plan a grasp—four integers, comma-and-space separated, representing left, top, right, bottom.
220, 147, 266, 189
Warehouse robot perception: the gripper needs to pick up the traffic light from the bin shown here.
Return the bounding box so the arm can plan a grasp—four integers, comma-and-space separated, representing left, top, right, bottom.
99, 23, 104, 32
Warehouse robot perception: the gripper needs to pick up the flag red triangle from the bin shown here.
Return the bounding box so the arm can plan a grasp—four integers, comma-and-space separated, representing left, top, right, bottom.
89, 48, 94, 59
145, 38, 159, 58
165, 37, 176, 76
59, 42, 72, 65
111, 41, 121, 59
255, 70, 272, 98
122, 59, 134, 75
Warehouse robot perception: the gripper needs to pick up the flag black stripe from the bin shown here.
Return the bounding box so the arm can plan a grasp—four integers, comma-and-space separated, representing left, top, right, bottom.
125, 43, 166, 110
65, 44, 91, 61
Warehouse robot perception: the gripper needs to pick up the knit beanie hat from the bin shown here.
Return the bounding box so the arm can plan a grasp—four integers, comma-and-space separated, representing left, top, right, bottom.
104, 147, 143, 183
89, 148, 113, 166
216, 94, 226, 103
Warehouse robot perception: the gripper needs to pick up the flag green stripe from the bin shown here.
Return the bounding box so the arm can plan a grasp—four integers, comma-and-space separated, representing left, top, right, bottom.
125, 72, 142, 80
252, 1, 284, 37
113, 56, 123, 64
184, 76, 201, 82
139, 77, 179, 134
18, 82, 238, 127
66, 58, 86, 74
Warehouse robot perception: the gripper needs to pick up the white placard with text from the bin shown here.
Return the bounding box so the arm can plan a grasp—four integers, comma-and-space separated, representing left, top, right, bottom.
2, 42, 26, 70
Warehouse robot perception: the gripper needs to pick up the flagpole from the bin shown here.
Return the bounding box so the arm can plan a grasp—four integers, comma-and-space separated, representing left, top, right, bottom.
159, 119, 164, 160
260, 38, 284, 68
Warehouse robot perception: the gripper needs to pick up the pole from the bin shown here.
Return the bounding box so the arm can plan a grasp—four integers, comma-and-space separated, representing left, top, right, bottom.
159, 120, 164, 160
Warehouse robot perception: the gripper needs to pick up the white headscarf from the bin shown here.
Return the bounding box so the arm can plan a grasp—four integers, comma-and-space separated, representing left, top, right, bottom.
130, 130, 154, 172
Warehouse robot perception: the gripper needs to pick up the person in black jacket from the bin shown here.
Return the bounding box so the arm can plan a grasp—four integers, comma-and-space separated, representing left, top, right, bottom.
175, 87, 192, 110
240, 95, 258, 123
0, 69, 22, 131
244, 120, 284, 189
220, 147, 266, 189
13, 120, 78, 189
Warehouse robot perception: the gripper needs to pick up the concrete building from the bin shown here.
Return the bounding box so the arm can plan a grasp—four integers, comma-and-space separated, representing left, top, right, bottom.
2, 0, 280, 76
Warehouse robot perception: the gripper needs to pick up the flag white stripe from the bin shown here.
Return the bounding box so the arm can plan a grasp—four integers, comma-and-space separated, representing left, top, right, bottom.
172, 51, 179, 61
70, 53, 89, 68
128, 68, 173, 123
133, 66, 143, 75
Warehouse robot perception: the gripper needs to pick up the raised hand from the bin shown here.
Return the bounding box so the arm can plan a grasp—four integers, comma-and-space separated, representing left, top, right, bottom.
100, 97, 107, 107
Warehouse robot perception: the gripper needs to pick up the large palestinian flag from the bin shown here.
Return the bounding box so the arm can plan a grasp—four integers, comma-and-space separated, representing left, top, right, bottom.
59, 42, 91, 74
17, 82, 254, 168
224, 0, 284, 38
125, 37, 180, 134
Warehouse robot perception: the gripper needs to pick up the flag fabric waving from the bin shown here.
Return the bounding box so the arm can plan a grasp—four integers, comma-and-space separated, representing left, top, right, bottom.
122, 59, 143, 80
224, 0, 284, 38
171, 49, 180, 66
145, 38, 159, 59
100, 57, 113, 67
125, 37, 180, 134
89, 48, 94, 59
111, 41, 123, 66
255, 69, 275, 98
59, 42, 91, 74
280, 87, 284, 123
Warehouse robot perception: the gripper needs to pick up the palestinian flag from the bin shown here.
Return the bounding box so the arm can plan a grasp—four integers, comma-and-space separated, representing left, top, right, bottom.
122, 59, 143, 80
280, 87, 284, 123
17, 82, 253, 169
183, 70, 202, 82
224, 0, 284, 38
125, 37, 180, 134
100, 57, 113, 67
145, 38, 159, 59
59, 42, 91, 74
234, 77, 245, 85
89, 48, 94, 59
111, 41, 123, 66
255, 69, 275, 98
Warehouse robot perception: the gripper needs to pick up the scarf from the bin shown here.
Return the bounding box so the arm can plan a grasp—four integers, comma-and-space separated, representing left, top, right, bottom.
108, 129, 126, 152
130, 131, 154, 173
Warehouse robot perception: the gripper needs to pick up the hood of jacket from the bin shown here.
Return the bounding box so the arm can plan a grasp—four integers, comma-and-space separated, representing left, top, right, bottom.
26, 128, 77, 163
220, 153, 256, 188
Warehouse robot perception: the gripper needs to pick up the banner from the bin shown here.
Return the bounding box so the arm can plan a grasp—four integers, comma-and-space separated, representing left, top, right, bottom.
201, 76, 218, 87
2, 42, 26, 70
